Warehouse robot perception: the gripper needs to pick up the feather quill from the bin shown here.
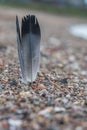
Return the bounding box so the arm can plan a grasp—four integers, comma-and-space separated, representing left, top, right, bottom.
16, 15, 41, 83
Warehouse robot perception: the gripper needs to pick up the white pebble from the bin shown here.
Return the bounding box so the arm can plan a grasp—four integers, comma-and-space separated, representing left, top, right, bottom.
54, 107, 65, 112
68, 55, 76, 62
66, 94, 71, 98
8, 119, 22, 127
38, 107, 53, 117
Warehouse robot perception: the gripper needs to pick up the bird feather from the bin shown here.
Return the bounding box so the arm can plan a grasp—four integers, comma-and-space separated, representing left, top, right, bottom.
16, 15, 41, 83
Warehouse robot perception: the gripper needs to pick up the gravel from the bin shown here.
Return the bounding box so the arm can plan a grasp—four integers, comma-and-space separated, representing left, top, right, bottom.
0, 37, 87, 130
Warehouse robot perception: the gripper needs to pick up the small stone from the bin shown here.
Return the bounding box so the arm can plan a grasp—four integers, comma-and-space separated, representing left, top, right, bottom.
82, 79, 87, 84
63, 115, 69, 124
38, 84, 46, 90
39, 89, 48, 96
31, 96, 39, 105
32, 122, 40, 130
68, 55, 76, 62
38, 71, 43, 77
80, 71, 87, 76
75, 126, 83, 130
1, 85, 5, 89
15, 109, 28, 115
2, 120, 9, 128
58, 78, 68, 84
25, 91, 32, 98
65, 105, 72, 109
10, 80, 17, 86
47, 125, 59, 130
8, 118, 22, 127
62, 98, 68, 104
57, 63, 64, 68
81, 121, 87, 127
48, 85, 54, 89
20, 91, 25, 97
54, 107, 65, 113
66, 94, 71, 98
74, 77, 79, 83
72, 63, 80, 70
38, 107, 53, 117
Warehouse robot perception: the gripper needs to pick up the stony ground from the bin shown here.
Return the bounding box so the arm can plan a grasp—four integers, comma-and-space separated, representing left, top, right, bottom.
0, 6, 87, 130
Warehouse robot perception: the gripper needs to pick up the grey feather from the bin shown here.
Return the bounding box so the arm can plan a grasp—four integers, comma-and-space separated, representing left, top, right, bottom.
16, 15, 41, 83
16, 16, 25, 80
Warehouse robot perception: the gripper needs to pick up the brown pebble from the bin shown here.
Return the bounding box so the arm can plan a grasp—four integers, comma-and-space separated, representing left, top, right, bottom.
2, 120, 8, 128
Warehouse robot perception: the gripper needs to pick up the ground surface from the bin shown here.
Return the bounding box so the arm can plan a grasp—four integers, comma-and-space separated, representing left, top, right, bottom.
0, 6, 87, 130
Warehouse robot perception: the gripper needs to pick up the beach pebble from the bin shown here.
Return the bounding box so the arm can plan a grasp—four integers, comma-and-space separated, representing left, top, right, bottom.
54, 107, 65, 113
38, 107, 53, 117
8, 118, 22, 127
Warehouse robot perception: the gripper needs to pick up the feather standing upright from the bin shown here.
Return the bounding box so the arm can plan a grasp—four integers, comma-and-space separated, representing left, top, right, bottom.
16, 15, 41, 83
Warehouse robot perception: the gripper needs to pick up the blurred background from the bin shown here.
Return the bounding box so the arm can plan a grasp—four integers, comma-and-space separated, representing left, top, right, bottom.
0, 0, 87, 50
0, 0, 87, 7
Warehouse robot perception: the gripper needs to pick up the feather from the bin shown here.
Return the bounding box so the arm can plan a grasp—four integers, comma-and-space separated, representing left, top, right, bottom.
16, 15, 41, 83
16, 16, 25, 81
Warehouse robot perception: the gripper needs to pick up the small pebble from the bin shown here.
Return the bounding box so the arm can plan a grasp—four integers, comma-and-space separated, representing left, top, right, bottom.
54, 107, 65, 113
10, 80, 17, 86
8, 118, 22, 127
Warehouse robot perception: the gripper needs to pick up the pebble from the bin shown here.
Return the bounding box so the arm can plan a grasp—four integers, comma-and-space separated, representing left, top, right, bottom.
47, 125, 59, 130
66, 94, 71, 98
39, 89, 48, 96
58, 78, 68, 84
31, 121, 40, 130
54, 107, 66, 113
62, 98, 68, 104
80, 71, 87, 76
0, 85, 5, 89
68, 55, 76, 62
38, 84, 47, 90
48, 85, 54, 89
8, 118, 22, 127
82, 79, 87, 84
38, 107, 53, 117
20, 91, 32, 98
15, 108, 27, 115
31, 96, 39, 105
2, 120, 9, 128
75, 126, 83, 130
10, 80, 17, 86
